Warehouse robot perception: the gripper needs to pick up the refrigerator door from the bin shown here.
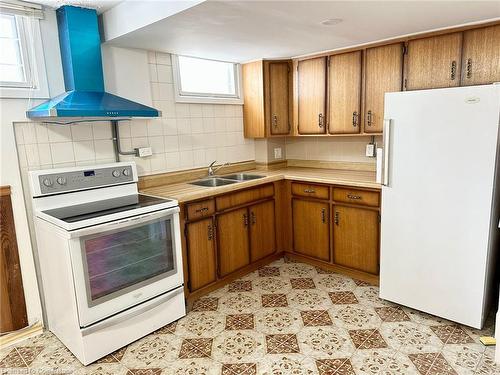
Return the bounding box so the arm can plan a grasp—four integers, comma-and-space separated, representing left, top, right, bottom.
380, 85, 499, 328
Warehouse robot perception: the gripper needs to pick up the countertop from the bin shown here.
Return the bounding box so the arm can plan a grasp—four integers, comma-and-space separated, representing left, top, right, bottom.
140, 167, 380, 203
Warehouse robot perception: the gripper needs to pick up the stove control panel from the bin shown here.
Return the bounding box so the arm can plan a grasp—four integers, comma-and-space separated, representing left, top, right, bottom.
33, 163, 136, 195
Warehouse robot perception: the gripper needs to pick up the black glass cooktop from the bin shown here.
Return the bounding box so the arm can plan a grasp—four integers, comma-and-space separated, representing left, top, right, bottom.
42, 194, 172, 223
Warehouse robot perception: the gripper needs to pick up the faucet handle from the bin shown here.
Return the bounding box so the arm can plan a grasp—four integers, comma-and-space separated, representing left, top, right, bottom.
208, 160, 217, 167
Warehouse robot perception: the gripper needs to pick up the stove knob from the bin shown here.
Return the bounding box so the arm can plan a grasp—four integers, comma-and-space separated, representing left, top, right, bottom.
112, 170, 121, 178
56, 177, 67, 185
122, 169, 130, 176
42, 178, 53, 187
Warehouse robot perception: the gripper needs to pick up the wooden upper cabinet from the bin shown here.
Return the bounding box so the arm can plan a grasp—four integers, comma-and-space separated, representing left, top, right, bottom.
328, 51, 362, 134
242, 60, 291, 138
249, 200, 276, 262
364, 44, 404, 133
268, 62, 291, 135
405, 33, 462, 90
333, 205, 379, 274
216, 207, 250, 277
292, 199, 330, 261
186, 218, 217, 292
461, 25, 500, 86
297, 57, 327, 134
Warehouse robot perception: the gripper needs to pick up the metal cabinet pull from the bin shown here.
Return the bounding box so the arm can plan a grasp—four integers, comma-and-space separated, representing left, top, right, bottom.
352, 111, 358, 127
272, 114, 278, 127
250, 211, 256, 225
243, 213, 249, 227
347, 194, 362, 200
304, 188, 316, 194
196, 207, 209, 213
466, 58, 472, 79
318, 113, 324, 128
334, 211, 339, 225
450, 60, 457, 80
321, 208, 326, 223
367, 110, 373, 127
207, 223, 213, 240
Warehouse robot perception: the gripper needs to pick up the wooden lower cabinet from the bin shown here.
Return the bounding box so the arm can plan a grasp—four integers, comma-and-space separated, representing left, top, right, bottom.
186, 218, 217, 292
292, 199, 330, 261
216, 207, 251, 277
249, 200, 276, 262
333, 205, 379, 274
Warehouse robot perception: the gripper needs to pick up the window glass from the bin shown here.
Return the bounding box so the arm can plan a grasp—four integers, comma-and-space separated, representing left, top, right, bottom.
0, 14, 28, 86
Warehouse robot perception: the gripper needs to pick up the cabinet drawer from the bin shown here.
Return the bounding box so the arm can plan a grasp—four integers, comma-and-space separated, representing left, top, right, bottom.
216, 184, 274, 211
186, 199, 215, 220
292, 182, 329, 200
333, 188, 379, 207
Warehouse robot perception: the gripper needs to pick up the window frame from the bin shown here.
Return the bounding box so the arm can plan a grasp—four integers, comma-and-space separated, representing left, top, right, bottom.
0, 10, 49, 99
172, 54, 243, 105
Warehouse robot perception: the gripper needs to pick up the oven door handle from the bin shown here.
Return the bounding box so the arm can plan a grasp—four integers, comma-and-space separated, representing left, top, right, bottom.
69, 206, 180, 238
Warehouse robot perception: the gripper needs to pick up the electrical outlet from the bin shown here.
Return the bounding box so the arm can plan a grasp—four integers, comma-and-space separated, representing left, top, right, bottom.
366, 144, 376, 158
274, 147, 282, 159
136, 147, 153, 158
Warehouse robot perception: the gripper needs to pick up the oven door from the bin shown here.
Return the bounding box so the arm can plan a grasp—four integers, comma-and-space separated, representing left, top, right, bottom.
68, 207, 183, 327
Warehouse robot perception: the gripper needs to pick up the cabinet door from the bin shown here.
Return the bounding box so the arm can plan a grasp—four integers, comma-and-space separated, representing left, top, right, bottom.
216, 208, 250, 277
297, 57, 327, 134
186, 218, 217, 291
269, 62, 291, 135
249, 200, 276, 262
333, 205, 379, 274
292, 199, 330, 261
328, 51, 362, 134
461, 25, 500, 86
242, 61, 265, 138
406, 33, 462, 90
364, 44, 403, 133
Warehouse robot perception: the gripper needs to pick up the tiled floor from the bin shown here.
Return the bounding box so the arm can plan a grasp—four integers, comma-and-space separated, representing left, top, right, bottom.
1, 258, 498, 374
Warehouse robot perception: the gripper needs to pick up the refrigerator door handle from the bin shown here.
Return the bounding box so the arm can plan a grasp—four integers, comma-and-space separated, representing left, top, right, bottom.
382, 119, 392, 187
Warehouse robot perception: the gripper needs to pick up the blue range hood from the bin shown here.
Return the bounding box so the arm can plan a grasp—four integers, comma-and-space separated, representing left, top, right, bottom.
27, 6, 160, 120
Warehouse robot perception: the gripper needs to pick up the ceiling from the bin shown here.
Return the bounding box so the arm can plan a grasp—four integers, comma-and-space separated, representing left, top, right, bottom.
103, 0, 500, 62
35, 0, 122, 13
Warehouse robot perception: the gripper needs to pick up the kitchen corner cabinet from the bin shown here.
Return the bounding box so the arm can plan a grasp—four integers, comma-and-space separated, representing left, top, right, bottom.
333, 205, 379, 274
328, 51, 362, 134
405, 33, 462, 90
364, 43, 404, 133
242, 60, 292, 138
461, 25, 500, 86
297, 57, 327, 134
186, 218, 217, 291
292, 199, 330, 261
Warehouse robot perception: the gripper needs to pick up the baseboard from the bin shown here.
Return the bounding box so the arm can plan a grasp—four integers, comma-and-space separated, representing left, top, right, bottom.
0, 321, 43, 348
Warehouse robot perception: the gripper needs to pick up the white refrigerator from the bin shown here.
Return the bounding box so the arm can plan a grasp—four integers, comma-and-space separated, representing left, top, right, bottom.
379, 84, 500, 329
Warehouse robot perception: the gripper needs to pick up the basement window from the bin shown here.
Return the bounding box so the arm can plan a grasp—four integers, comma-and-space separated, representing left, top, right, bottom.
172, 55, 242, 104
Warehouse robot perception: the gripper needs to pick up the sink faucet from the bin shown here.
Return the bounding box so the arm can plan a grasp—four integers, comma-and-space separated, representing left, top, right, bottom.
208, 160, 229, 176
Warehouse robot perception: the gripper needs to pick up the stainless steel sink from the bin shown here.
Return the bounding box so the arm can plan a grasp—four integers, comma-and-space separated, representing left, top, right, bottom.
189, 178, 238, 187
221, 173, 264, 181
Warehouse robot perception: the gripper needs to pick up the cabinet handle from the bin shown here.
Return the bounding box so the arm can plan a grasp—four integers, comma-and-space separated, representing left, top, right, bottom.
466, 58, 472, 79
352, 111, 358, 127
196, 207, 209, 213
347, 194, 362, 200
207, 223, 213, 240
367, 110, 373, 127
272, 114, 278, 127
318, 113, 324, 128
303, 188, 316, 194
450, 60, 457, 80
334, 211, 339, 225
251, 211, 256, 225
321, 208, 326, 223
243, 213, 249, 227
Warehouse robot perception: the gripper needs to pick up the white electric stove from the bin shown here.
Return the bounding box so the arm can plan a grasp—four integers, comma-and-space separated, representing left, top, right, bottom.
29, 162, 185, 365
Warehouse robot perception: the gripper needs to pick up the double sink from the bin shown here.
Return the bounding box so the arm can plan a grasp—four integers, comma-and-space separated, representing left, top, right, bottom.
190, 173, 264, 187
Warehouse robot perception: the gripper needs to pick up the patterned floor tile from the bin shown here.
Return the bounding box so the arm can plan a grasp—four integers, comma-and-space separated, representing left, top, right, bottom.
408, 352, 458, 375
475, 349, 500, 374
176, 311, 225, 338
289, 289, 332, 311
258, 267, 280, 277
354, 286, 394, 307
375, 306, 411, 322
330, 304, 381, 330
73, 362, 130, 374
0, 348, 27, 369
153, 321, 178, 335
430, 325, 474, 344
290, 278, 316, 289
178, 338, 213, 359
281, 263, 316, 278
11, 346, 43, 366
261, 294, 288, 307
120, 334, 181, 368
255, 308, 302, 334
228, 280, 252, 292
169, 358, 221, 375
380, 321, 444, 354
298, 326, 355, 359
254, 277, 291, 294
301, 310, 333, 327
266, 334, 300, 354
349, 329, 388, 350
226, 314, 254, 330
220, 292, 260, 313
127, 368, 163, 375
28, 344, 83, 373
221, 362, 256, 375
350, 348, 418, 375
191, 297, 219, 312
316, 358, 356, 375
212, 331, 265, 362
329, 291, 359, 305
315, 274, 357, 292
259, 354, 317, 375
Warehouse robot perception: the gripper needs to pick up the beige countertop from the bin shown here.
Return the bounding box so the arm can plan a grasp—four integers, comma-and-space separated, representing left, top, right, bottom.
140, 167, 380, 203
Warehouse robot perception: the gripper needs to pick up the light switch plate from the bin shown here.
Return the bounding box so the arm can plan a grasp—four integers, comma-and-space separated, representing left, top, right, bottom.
274, 147, 282, 159
366, 144, 376, 158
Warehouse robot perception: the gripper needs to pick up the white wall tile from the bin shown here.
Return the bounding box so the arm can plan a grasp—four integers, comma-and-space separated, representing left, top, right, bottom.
179, 150, 194, 168
94, 140, 114, 160
166, 152, 180, 170
37, 143, 52, 165
149, 63, 158, 82
190, 118, 203, 134
156, 52, 171, 65
130, 120, 148, 137
47, 124, 72, 142
163, 118, 177, 135
164, 135, 179, 152
147, 119, 163, 136
73, 140, 95, 161
50, 142, 74, 164
148, 136, 165, 154
157, 65, 173, 83
202, 104, 214, 118
92, 122, 112, 140
71, 123, 93, 141
177, 118, 191, 135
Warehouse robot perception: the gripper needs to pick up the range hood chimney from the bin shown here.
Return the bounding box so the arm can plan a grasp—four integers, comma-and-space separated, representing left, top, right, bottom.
26, 6, 160, 121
